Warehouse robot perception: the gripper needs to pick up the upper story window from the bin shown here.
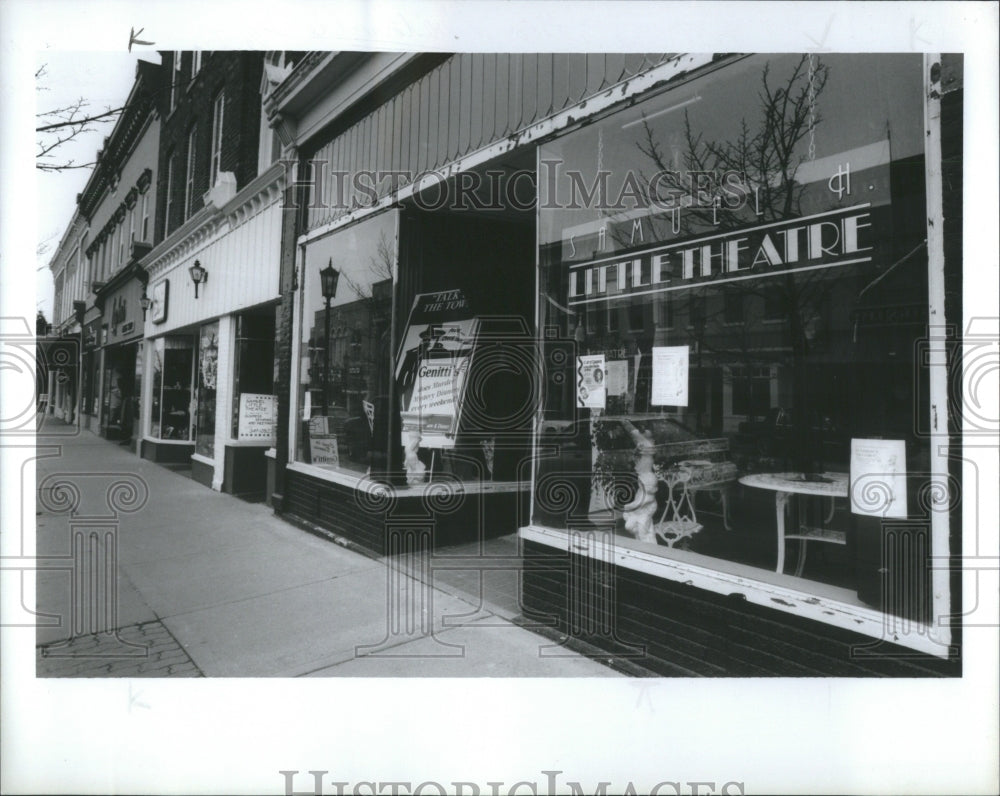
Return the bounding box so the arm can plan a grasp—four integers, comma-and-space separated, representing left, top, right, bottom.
191, 51, 202, 77
185, 126, 198, 218
141, 193, 150, 242
164, 150, 175, 238
170, 51, 182, 111
210, 91, 225, 187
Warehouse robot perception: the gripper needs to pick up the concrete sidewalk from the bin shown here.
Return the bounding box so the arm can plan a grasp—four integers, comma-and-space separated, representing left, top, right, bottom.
33, 417, 619, 677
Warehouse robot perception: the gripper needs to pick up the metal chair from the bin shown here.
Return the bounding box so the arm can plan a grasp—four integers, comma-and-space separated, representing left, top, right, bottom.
653, 465, 704, 548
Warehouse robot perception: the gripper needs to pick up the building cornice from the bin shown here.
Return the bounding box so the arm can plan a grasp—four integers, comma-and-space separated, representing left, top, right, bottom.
79, 59, 162, 220
141, 160, 286, 279
265, 51, 329, 111
48, 211, 88, 274
92, 253, 151, 311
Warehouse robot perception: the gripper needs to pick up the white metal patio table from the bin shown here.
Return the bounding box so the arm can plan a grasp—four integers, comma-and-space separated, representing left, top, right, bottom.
738, 471, 849, 576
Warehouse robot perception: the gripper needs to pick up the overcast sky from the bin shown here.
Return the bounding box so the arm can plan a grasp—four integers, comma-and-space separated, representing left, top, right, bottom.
35, 51, 158, 319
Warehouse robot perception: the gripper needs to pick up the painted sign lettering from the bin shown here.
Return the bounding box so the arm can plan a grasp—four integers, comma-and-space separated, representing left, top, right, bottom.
566, 204, 873, 306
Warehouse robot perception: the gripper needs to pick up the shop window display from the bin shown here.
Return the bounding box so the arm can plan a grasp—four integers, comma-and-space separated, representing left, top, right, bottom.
295, 210, 396, 476
535, 54, 932, 610
195, 321, 219, 457
149, 336, 195, 441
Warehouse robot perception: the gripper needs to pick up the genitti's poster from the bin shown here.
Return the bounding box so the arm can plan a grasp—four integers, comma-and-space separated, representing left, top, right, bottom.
396, 290, 480, 449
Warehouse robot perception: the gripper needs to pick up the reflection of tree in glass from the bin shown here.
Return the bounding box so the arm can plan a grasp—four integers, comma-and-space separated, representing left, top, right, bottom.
631, 55, 829, 237
629, 56, 838, 469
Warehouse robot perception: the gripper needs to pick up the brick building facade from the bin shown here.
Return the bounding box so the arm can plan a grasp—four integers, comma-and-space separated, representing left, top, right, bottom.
154, 51, 265, 243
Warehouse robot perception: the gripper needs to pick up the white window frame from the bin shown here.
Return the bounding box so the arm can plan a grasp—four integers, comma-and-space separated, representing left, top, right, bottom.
210, 91, 225, 187
191, 51, 202, 77
185, 126, 197, 219
515, 52, 956, 660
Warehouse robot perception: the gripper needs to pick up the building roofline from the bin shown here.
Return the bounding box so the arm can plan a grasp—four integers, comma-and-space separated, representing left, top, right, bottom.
78, 58, 162, 220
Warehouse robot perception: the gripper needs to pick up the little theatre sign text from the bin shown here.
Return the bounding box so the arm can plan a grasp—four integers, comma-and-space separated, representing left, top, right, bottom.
567, 203, 873, 305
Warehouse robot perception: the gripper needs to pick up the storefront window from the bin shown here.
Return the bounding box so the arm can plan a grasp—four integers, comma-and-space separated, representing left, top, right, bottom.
148, 336, 195, 440
133, 341, 143, 437
295, 210, 396, 475
232, 308, 277, 443
81, 350, 97, 415
100, 344, 139, 440
535, 54, 931, 614
195, 321, 219, 457
149, 341, 162, 435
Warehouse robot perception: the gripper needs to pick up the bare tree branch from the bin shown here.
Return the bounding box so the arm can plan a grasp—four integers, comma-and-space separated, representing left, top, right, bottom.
35, 58, 200, 172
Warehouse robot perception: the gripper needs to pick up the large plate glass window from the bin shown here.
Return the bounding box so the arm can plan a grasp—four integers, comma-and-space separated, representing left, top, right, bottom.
295, 210, 397, 475
148, 336, 195, 440
536, 54, 933, 621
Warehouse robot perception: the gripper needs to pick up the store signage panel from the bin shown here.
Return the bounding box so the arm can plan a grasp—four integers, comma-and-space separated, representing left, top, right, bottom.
107, 279, 145, 342
83, 320, 101, 350
566, 203, 874, 306
150, 280, 169, 324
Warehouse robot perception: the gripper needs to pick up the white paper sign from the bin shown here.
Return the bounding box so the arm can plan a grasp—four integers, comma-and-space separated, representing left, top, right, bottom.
651, 346, 689, 406
576, 354, 606, 409
850, 438, 908, 518
606, 359, 628, 396
238, 393, 276, 441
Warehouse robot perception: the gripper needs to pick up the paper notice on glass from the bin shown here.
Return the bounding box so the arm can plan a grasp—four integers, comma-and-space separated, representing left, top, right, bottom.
651, 346, 689, 406
576, 354, 606, 409
850, 438, 908, 518
606, 359, 628, 396
238, 393, 276, 441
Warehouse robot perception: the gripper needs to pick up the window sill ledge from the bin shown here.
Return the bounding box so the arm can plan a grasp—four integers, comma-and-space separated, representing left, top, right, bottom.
518, 524, 950, 658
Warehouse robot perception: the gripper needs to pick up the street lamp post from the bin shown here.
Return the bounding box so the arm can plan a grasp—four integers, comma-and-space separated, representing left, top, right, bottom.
319, 258, 340, 417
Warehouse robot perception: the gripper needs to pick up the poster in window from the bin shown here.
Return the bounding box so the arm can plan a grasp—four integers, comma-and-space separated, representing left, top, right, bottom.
310, 434, 340, 467
396, 290, 480, 449
238, 393, 276, 441
651, 345, 689, 406
605, 359, 628, 397
576, 354, 606, 409
850, 438, 908, 518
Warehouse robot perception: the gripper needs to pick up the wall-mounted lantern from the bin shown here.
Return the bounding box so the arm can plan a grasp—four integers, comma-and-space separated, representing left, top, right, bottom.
189, 260, 208, 299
